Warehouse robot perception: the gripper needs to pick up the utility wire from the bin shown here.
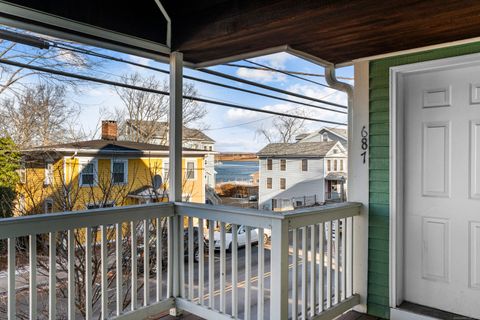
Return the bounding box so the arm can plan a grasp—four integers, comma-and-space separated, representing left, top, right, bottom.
49, 42, 347, 114
198, 68, 347, 110
223, 63, 354, 80
0, 58, 346, 126
244, 59, 330, 88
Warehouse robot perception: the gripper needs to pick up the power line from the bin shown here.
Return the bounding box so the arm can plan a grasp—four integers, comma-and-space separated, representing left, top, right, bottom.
223, 63, 354, 80
0, 58, 346, 126
244, 59, 331, 88
49, 42, 347, 115
198, 68, 347, 110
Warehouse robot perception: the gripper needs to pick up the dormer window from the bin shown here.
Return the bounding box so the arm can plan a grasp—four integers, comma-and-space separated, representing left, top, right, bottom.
322, 133, 328, 142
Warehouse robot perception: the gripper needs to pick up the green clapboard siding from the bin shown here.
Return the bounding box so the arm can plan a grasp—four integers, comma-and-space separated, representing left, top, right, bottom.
368, 41, 480, 319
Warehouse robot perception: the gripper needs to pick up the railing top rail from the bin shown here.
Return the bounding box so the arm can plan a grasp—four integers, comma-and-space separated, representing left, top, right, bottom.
283, 202, 362, 229
0, 202, 174, 239
0, 201, 362, 238
174, 202, 283, 229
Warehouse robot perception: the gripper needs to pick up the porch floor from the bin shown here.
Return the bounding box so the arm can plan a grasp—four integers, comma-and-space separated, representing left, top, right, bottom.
156, 310, 384, 319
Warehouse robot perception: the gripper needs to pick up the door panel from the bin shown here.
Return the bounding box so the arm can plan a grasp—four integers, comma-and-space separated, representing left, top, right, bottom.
404, 64, 480, 318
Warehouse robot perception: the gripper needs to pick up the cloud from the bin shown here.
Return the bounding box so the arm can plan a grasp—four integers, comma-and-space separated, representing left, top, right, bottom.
225, 108, 259, 122
235, 52, 292, 83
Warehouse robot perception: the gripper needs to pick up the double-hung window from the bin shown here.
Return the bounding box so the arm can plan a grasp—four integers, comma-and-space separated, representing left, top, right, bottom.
280, 159, 286, 171
302, 159, 308, 171
79, 159, 97, 187
267, 158, 272, 170
45, 162, 53, 185
112, 159, 128, 184
186, 161, 195, 180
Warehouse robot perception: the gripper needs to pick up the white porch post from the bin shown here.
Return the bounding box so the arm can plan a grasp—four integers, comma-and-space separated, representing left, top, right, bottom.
169, 51, 183, 203
168, 51, 184, 315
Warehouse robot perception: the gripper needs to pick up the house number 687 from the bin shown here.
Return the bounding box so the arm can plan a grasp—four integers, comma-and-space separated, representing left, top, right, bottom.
361, 126, 368, 164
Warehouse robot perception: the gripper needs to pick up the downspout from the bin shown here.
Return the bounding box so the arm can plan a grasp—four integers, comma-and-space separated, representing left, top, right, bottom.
325, 64, 353, 199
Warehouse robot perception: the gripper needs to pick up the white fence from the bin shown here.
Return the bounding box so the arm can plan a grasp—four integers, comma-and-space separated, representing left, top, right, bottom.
0, 201, 361, 319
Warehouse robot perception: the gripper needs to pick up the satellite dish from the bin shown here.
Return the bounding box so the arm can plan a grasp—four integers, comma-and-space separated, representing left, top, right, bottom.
153, 175, 162, 190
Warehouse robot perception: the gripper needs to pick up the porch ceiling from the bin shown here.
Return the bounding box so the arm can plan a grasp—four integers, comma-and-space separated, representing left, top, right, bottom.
3, 0, 480, 65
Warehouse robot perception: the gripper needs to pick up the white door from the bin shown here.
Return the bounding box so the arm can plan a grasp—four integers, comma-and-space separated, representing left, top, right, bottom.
403, 62, 480, 318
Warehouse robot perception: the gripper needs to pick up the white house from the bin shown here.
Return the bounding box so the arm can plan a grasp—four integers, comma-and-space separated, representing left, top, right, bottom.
257, 140, 347, 211
297, 127, 348, 147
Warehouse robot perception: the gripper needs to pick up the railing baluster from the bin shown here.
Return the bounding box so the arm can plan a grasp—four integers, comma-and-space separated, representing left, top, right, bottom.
310, 225, 317, 317
101, 226, 107, 319
301, 227, 307, 319
326, 221, 332, 309
188, 217, 194, 300
29, 234, 37, 319
49, 232, 56, 320
220, 222, 226, 313
7, 237, 15, 320
180, 216, 185, 298
348, 217, 354, 298
144, 219, 150, 306
208, 219, 215, 309
198, 218, 204, 306
232, 224, 238, 318
156, 218, 163, 302
167, 217, 173, 298
257, 228, 265, 320
292, 229, 298, 319
318, 223, 324, 313
341, 218, 346, 301
85, 228, 92, 319
245, 226, 252, 320
131, 222, 137, 310
68, 229, 75, 320
334, 220, 340, 305
116, 223, 122, 315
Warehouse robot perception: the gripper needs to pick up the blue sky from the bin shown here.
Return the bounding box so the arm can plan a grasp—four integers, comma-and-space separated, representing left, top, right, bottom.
1, 27, 353, 152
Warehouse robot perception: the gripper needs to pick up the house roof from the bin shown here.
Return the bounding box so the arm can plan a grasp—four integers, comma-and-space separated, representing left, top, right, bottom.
257, 141, 338, 158
127, 120, 215, 143
324, 128, 347, 139
325, 172, 347, 181
23, 139, 207, 156
6, 1, 480, 65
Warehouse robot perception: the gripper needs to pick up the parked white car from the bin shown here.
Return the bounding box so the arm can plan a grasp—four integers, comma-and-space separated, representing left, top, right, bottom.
206, 224, 270, 250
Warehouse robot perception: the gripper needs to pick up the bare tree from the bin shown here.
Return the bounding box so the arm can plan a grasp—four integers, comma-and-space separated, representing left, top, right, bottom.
0, 82, 82, 148
112, 72, 207, 143
0, 27, 103, 96
257, 109, 308, 143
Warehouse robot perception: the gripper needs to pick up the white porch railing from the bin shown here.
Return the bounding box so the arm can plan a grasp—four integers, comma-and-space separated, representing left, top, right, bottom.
0, 201, 361, 319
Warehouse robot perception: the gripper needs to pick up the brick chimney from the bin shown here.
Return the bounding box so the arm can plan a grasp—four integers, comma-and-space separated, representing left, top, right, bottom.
101, 120, 118, 141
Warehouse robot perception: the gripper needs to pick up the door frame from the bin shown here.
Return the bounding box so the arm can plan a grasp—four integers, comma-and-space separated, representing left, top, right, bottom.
389, 52, 480, 310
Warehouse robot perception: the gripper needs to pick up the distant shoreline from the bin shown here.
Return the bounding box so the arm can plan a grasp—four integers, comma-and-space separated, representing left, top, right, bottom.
215, 153, 258, 162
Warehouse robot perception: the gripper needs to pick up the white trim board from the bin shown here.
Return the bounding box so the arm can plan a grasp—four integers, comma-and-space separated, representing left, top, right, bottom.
389, 51, 480, 310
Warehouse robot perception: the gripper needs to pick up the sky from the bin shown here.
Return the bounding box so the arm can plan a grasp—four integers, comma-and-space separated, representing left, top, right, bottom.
0, 26, 353, 152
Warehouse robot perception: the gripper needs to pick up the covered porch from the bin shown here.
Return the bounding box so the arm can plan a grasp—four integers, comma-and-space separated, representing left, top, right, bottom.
2, 1, 480, 319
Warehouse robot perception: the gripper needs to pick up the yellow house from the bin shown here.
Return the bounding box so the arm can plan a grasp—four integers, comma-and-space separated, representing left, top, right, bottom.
16, 124, 207, 215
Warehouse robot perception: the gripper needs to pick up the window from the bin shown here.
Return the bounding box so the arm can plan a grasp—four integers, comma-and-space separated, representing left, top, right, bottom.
266, 177, 272, 189
280, 178, 286, 190
19, 161, 26, 184
302, 159, 308, 171
280, 159, 286, 171
322, 133, 328, 142
267, 158, 272, 170
79, 160, 97, 186
208, 146, 213, 151
340, 159, 344, 171
44, 162, 53, 185
17, 194, 25, 213
112, 159, 128, 184
44, 199, 53, 213
186, 161, 195, 179
333, 148, 338, 154
327, 159, 331, 171
163, 160, 169, 179
334, 160, 338, 171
